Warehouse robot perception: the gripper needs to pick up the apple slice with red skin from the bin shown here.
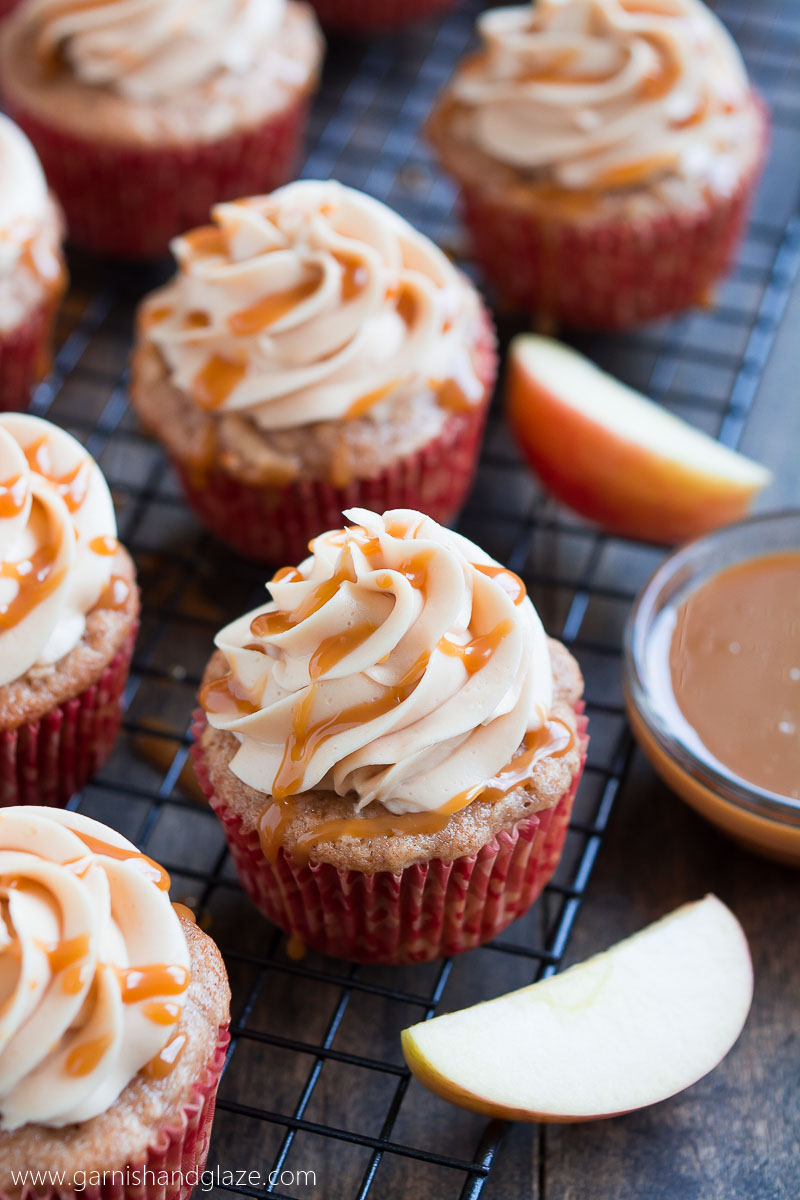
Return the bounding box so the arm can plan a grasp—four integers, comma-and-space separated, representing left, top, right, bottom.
401, 895, 752, 1122
506, 335, 771, 544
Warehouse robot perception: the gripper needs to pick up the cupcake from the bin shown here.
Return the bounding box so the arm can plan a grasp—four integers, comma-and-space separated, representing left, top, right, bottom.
0, 0, 324, 260
0, 414, 139, 807
0, 114, 65, 413
307, 0, 457, 34
130, 182, 497, 564
427, 0, 768, 329
0, 806, 230, 1199
192, 507, 587, 964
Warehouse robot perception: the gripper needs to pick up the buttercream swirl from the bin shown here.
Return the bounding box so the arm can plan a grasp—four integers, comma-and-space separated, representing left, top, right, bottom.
202, 508, 554, 815
0, 807, 190, 1130
448, 0, 753, 191
26, 0, 289, 101
141, 181, 486, 431
0, 114, 49, 279
0, 414, 118, 688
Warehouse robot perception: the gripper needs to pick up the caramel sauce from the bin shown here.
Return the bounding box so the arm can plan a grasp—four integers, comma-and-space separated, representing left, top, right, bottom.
89, 535, 118, 556
272, 565, 304, 584
669, 551, 800, 800
116, 963, 190, 1004
182, 225, 227, 257
0, 475, 26, 518
192, 355, 247, 411
228, 272, 323, 337
309, 622, 379, 680
140, 305, 173, 331
96, 576, 130, 611
637, 36, 682, 102
346, 381, 399, 419
144, 1032, 186, 1080
60, 961, 92, 996
65, 1033, 114, 1078
47, 933, 90, 975
592, 152, 679, 189
0, 540, 67, 633
396, 286, 417, 325
24, 438, 91, 514
185, 311, 211, 330
336, 252, 369, 301
250, 545, 359, 640
172, 902, 196, 924
435, 379, 473, 414
438, 618, 515, 676
472, 563, 527, 606
198, 671, 259, 717
67, 832, 171, 891
286, 933, 307, 960
142, 1000, 182, 1026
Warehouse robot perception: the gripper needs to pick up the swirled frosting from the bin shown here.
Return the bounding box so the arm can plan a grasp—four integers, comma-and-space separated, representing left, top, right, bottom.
25, 0, 289, 101
447, 0, 754, 192
0, 807, 190, 1130
0, 114, 49, 280
201, 508, 554, 816
141, 181, 486, 431
0, 414, 119, 688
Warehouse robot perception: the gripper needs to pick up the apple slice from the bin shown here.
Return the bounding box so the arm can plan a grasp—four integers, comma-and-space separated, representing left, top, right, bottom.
506, 335, 771, 544
401, 895, 752, 1122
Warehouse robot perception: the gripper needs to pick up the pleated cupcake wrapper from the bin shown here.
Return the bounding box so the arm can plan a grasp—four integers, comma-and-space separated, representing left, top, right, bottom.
0, 291, 60, 413
2, 94, 311, 260
6, 1025, 230, 1200
0, 0, 19, 15
308, 0, 457, 32
191, 706, 588, 964
0, 624, 137, 809
457, 97, 768, 330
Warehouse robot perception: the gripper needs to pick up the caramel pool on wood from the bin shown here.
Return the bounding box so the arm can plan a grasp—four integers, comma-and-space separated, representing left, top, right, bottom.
669, 551, 800, 800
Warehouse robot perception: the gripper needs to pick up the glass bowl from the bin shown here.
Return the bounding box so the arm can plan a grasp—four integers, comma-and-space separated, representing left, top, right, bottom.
623, 510, 800, 866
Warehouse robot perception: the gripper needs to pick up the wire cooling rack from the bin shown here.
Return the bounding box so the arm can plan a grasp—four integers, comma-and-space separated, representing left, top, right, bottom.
25, 0, 800, 1194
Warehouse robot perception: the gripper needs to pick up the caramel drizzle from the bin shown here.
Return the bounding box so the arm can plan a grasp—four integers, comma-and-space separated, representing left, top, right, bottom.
472, 563, 527, 606
0, 539, 67, 633
260, 718, 574, 867
66, 831, 171, 891
89, 534, 118, 556
24, 438, 91, 514
191, 355, 247, 411
435, 379, 474, 414
142, 1000, 183, 1026
228, 269, 323, 336
438, 618, 515, 675
346, 381, 399, 420
182, 225, 227, 257
97, 575, 131, 612
144, 1032, 187, 1079
116, 963, 190, 1004
0, 475, 26, 518
172, 902, 197, 924
65, 1032, 113, 1078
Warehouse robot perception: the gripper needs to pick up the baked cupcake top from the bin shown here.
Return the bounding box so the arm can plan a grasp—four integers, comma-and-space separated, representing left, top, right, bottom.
21, 0, 295, 100
0, 414, 123, 687
0, 114, 62, 324
201, 508, 561, 818
0, 807, 190, 1130
139, 181, 487, 432
437, 0, 757, 195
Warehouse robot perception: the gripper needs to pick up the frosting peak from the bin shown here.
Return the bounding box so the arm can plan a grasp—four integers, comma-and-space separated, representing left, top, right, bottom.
141, 182, 485, 431
0, 415, 119, 687
202, 508, 554, 816
26, 0, 288, 101
0, 808, 190, 1130
449, 0, 753, 192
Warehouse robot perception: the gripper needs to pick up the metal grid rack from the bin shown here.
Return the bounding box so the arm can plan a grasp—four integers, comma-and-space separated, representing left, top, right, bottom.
26, 0, 800, 1194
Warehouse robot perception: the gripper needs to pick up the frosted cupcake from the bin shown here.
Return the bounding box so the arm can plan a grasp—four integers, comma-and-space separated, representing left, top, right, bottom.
131, 182, 496, 564
0, 414, 139, 807
192, 508, 587, 964
0, 0, 324, 259
0, 807, 230, 1200
427, 0, 768, 329
0, 114, 65, 413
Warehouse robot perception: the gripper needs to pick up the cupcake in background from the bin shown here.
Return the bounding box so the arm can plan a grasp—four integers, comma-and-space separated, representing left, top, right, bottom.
428, 0, 768, 329
0, 0, 324, 260
192, 507, 587, 964
0, 807, 230, 1200
308, 0, 457, 34
0, 0, 19, 19
0, 113, 65, 412
130, 181, 496, 564
0, 414, 139, 807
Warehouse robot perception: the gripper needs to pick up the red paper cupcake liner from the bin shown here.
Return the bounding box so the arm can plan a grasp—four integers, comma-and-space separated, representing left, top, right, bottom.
3, 1025, 230, 1200
0, 292, 60, 412
2, 94, 312, 260
0, 624, 137, 809
0, 0, 20, 19
191, 706, 588, 964
458, 99, 769, 330
308, 0, 457, 33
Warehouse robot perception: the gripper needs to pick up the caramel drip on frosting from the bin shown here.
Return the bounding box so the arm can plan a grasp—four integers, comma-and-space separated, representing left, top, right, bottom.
228, 269, 323, 336
309, 622, 380, 680
89, 534, 118, 556
96, 575, 130, 611
438, 618, 515, 675
67, 832, 171, 891
116, 963, 190, 1003
24, 438, 91, 515
472, 563, 527, 606
0, 475, 26, 518
192, 355, 247, 411
0, 539, 66, 633
182, 225, 227, 257
144, 1032, 187, 1080
65, 1033, 114, 1078
142, 1000, 182, 1026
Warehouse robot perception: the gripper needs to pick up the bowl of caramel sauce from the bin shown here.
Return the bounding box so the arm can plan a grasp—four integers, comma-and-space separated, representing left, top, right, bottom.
624, 511, 800, 865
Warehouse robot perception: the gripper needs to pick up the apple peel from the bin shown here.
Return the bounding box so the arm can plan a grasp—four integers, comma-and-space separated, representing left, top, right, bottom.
506, 335, 771, 544
401, 895, 753, 1122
